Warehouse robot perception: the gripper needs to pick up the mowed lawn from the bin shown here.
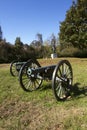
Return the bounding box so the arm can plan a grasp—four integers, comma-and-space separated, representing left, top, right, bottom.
0, 58, 87, 130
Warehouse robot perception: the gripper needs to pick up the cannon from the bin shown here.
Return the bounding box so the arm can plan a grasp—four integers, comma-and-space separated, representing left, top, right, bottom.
10, 60, 26, 76
18, 59, 73, 101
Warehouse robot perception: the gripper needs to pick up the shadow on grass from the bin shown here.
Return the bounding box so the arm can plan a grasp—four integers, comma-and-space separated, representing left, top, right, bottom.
39, 82, 52, 91
71, 83, 87, 98
39, 82, 87, 100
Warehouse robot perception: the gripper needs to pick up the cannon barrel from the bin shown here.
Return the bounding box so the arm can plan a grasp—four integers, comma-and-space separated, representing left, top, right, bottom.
27, 64, 56, 80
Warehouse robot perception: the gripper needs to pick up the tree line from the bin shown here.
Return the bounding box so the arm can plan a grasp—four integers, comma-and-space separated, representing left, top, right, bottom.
0, 0, 87, 63
0, 34, 58, 63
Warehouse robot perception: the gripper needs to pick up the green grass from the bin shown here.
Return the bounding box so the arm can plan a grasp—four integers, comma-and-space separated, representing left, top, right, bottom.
0, 58, 87, 130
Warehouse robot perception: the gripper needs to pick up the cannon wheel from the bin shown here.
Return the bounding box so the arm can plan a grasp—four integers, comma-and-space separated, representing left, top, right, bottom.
52, 60, 73, 101
19, 59, 43, 92
10, 60, 19, 76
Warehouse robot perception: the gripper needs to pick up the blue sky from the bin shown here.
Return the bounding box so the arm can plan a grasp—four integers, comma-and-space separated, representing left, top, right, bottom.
0, 0, 73, 44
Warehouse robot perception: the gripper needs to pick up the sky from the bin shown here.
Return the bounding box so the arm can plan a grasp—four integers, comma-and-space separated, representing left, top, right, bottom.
0, 0, 73, 44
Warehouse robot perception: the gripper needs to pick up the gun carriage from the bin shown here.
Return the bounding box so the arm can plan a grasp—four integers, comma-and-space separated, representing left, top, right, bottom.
10, 59, 73, 101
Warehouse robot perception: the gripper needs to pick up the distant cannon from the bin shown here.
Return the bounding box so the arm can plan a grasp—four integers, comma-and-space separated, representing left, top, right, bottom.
10, 60, 26, 76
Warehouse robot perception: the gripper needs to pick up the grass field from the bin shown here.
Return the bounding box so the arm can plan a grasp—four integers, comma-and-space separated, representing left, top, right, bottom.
0, 58, 87, 130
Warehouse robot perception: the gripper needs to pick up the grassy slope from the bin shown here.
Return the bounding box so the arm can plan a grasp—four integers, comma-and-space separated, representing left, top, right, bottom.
0, 58, 87, 130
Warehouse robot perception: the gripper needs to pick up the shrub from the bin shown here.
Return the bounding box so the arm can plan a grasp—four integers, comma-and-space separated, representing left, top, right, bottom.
59, 47, 87, 58
59, 47, 79, 57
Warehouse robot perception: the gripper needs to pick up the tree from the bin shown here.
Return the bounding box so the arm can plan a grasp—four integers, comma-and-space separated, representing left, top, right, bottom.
30, 33, 43, 48
15, 37, 23, 48
0, 41, 15, 62
30, 40, 41, 48
0, 26, 3, 41
14, 37, 24, 59
50, 33, 56, 53
36, 33, 43, 45
59, 0, 87, 50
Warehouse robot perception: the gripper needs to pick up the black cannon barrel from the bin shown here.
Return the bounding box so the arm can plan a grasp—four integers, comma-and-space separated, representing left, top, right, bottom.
29, 64, 56, 80
32, 64, 56, 73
